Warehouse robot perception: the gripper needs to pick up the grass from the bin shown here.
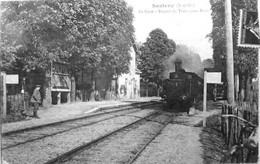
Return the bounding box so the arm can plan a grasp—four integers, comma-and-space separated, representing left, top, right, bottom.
2, 112, 27, 123
200, 114, 228, 164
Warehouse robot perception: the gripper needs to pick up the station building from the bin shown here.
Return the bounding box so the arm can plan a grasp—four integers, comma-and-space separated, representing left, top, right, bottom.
76, 45, 141, 101
117, 46, 141, 99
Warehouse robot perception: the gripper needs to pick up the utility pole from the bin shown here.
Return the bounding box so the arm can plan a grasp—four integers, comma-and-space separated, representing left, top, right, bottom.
203, 71, 207, 127
0, 1, 3, 163
257, 0, 260, 130
225, 0, 235, 105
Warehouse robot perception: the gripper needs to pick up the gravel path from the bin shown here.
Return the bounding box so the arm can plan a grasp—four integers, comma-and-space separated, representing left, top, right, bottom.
62, 112, 172, 164
133, 124, 203, 164
131, 108, 222, 164
3, 109, 156, 164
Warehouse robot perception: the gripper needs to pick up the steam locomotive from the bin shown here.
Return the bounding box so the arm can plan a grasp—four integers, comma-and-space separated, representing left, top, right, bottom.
161, 59, 203, 113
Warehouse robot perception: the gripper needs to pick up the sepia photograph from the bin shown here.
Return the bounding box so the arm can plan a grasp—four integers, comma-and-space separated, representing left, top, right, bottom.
0, 0, 259, 163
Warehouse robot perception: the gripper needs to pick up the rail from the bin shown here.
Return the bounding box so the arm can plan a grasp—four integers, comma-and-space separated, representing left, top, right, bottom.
43, 111, 161, 164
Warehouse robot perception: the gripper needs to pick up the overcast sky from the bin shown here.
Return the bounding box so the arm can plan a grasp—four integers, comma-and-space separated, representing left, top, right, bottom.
125, 0, 213, 60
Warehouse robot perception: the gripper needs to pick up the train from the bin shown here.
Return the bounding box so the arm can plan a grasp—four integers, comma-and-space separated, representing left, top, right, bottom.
161, 59, 203, 113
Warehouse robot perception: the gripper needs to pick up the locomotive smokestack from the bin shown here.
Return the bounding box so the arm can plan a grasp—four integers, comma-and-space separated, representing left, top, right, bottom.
175, 58, 182, 73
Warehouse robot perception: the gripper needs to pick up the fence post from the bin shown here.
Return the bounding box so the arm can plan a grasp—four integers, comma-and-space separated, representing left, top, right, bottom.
1, 72, 6, 118
221, 104, 224, 135
229, 105, 235, 146
223, 104, 227, 139
235, 106, 239, 144
225, 105, 229, 142
227, 105, 231, 144
249, 102, 251, 122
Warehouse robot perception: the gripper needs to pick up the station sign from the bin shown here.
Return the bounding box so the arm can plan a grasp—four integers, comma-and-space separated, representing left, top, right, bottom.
206, 72, 222, 84
6, 74, 19, 84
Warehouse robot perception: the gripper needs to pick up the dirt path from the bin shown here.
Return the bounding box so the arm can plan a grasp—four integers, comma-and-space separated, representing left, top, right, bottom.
133, 103, 226, 164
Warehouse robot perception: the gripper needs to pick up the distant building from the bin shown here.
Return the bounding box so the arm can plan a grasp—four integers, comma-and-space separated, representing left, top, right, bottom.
117, 46, 141, 99
44, 61, 71, 105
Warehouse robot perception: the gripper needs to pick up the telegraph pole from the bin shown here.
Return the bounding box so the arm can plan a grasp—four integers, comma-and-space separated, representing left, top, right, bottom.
0, 70, 2, 164
256, 2, 260, 161
0, 1, 3, 163
225, 0, 235, 105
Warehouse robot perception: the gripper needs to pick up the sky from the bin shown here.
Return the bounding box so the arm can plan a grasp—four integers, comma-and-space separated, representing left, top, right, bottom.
125, 0, 213, 60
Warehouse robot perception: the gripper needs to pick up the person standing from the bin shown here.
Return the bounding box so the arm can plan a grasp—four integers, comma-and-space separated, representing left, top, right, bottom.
30, 85, 41, 118
213, 85, 217, 102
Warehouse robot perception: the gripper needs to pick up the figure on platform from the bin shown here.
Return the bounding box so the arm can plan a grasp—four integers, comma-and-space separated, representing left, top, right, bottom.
213, 85, 217, 102
30, 85, 41, 118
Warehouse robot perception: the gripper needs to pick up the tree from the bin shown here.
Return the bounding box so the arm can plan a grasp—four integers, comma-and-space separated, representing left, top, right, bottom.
1, 0, 134, 100
138, 28, 176, 95
208, 0, 257, 101
202, 58, 214, 69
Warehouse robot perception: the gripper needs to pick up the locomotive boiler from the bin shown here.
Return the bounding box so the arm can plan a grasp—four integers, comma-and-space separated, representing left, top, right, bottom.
161, 59, 203, 113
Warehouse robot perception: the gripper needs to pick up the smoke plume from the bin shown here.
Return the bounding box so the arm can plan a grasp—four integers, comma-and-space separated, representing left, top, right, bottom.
163, 44, 204, 79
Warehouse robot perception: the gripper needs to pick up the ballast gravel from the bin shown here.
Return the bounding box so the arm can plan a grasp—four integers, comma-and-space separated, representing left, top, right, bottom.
63, 112, 172, 164
133, 124, 203, 164
2, 108, 142, 149
3, 109, 156, 164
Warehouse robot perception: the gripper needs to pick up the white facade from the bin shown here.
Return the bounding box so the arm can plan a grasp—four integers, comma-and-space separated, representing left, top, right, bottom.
117, 47, 140, 99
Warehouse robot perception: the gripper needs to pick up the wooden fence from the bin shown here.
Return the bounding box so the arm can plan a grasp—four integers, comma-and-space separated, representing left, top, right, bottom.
7, 93, 30, 114
221, 102, 258, 147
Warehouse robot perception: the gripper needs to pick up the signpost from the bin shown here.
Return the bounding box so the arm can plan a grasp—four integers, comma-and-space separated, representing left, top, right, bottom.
0, 73, 19, 119
0, 73, 19, 163
0, 73, 7, 119
6, 74, 19, 84
256, 8, 260, 162
203, 71, 222, 127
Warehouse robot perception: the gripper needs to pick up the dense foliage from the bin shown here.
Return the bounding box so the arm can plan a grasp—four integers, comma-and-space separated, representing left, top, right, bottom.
202, 58, 214, 69
209, 0, 257, 100
1, 0, 134, 77
138, 28, 176, 85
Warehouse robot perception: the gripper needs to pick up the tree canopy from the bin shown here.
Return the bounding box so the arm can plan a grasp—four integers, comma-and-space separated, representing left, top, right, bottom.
1, 0, 134, 77
202, 58, 214, 69
138, 28, 176, 85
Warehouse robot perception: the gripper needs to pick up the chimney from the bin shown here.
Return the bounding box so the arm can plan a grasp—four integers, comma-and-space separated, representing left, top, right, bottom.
175, 59, 182, 73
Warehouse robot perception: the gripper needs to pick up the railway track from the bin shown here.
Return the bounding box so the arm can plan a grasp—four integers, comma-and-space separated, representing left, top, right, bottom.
44, 111, 173, 164
127, 115, 173, 164
3, 101, 158, 136
3, 102, 159, 150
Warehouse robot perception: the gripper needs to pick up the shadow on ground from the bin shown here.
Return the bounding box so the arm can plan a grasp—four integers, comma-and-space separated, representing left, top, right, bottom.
195, 100, 223, 111
161, 102, 191, 113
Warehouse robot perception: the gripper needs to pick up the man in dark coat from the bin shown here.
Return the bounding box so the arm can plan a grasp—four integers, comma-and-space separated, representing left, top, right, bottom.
30, 85, 41, 118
